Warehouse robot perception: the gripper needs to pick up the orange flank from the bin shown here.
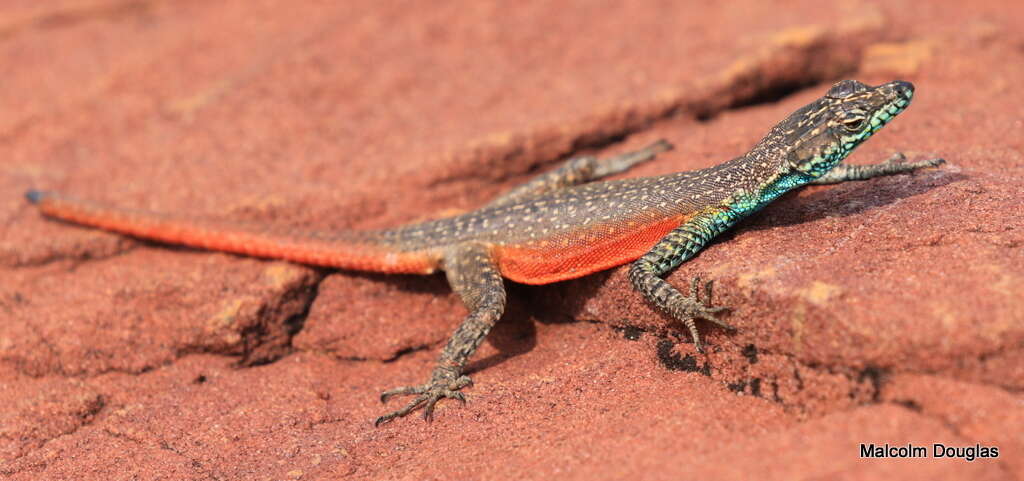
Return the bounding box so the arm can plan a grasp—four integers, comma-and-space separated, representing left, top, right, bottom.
33, 194, 440, 275
494, 214, 690, 285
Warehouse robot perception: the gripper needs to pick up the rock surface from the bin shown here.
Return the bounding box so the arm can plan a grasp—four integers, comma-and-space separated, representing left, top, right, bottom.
1, 1, 1021, 479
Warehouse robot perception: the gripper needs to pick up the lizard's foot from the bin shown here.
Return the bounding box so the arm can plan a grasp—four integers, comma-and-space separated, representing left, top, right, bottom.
374, 371, 472, 426
675, 277, 734, 352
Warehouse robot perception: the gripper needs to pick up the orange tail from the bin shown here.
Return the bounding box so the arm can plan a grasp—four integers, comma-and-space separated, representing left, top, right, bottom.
25, 190, 440, 274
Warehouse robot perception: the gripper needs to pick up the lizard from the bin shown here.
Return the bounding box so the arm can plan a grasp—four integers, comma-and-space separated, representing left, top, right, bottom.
25, 79, 944, 425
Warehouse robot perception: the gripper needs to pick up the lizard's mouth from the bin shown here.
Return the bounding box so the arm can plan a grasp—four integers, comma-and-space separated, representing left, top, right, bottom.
866, 80, 914, 133
890, 80, 914, 101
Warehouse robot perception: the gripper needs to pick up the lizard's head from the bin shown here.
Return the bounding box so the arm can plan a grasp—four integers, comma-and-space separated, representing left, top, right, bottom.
782, 79, 914, 177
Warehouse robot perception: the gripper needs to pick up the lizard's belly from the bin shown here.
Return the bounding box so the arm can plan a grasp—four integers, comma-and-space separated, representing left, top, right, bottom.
493, 214, 688, 285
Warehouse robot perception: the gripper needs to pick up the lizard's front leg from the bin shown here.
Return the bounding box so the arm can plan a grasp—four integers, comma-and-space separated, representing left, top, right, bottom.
375, 242, 505, 425
811, 153, 944, 185
628, 213, 736, 351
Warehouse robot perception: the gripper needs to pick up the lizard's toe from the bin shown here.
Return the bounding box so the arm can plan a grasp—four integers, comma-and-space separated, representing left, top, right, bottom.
671, 277, 737, 347
884, 152, 907, 164
380, 385, 428, 403
701, 311, 737, 331
374, 375, 473, 426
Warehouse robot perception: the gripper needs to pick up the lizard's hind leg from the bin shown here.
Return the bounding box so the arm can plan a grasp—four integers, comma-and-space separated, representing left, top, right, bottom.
486, 140, 673, 207
375, 242, 506, 425
628, 215, 736, 352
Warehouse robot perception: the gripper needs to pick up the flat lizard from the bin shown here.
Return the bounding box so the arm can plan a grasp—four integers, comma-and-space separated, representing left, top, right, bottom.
25, 80, 943, 425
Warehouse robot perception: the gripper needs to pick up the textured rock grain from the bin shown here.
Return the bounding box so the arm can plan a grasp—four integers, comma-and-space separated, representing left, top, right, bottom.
2, 1, 1021, 479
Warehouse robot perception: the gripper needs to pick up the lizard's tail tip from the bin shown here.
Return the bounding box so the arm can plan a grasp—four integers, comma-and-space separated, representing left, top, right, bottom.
24, 189, 51, 204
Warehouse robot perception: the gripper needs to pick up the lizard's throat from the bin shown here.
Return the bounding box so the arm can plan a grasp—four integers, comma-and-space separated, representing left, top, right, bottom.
721, 170, 813, 222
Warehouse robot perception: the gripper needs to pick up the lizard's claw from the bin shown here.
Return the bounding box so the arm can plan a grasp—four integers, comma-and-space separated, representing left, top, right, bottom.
688, 277, 734, 328
374, 374, 473, 426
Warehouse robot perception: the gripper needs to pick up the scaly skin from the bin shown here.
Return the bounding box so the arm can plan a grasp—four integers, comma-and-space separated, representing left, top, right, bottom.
25, 80, 944, 425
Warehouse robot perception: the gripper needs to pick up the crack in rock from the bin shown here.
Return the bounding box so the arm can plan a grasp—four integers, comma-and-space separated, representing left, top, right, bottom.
426, 14, 888, 191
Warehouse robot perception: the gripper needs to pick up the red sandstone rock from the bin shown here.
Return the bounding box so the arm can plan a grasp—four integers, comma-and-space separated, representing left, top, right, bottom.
1, 1, 1021, 479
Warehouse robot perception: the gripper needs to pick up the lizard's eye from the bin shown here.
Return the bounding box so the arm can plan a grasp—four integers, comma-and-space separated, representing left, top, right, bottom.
841, 115, 866, 132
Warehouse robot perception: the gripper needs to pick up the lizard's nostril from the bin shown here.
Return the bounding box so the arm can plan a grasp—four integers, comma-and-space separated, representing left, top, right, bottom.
892, 80, 914, 100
